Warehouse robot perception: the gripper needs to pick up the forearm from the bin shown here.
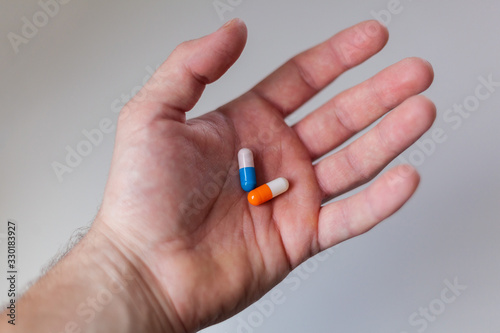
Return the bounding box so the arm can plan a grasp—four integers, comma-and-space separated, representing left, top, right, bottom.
0, 227, 179, 333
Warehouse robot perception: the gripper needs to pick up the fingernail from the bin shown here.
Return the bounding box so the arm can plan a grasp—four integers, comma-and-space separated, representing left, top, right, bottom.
221, 18, 241, 29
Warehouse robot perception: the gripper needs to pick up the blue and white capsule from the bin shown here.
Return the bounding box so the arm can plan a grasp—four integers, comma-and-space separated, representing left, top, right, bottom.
238, 148, 257, 192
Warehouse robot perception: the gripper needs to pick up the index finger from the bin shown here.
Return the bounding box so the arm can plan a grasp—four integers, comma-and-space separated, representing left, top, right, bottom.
250, 20, 389, 117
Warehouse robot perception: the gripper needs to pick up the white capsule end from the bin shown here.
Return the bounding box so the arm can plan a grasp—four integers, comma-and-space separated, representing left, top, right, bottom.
267, 177, 289, 197
238, 148, 254, 169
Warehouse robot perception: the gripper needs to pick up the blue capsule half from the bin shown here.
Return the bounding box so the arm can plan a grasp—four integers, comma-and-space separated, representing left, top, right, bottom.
239, 167, 257, 192
238, 148, 257, 192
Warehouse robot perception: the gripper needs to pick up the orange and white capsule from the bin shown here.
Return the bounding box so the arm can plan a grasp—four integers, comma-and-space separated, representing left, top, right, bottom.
248, 177, 289, 206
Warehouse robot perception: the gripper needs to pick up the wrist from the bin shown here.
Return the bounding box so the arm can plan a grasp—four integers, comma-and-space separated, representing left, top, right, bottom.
82, 223, 186, 333
5, 224, 183, 333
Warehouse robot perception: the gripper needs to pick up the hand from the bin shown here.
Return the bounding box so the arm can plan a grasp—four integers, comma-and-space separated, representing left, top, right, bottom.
94, 19, 435, 332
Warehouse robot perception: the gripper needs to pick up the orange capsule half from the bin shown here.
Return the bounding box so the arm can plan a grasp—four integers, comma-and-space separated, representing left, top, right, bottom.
248, 177, 289, 206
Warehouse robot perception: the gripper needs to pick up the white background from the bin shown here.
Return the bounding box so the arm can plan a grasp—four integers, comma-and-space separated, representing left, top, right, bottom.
1, 0, 500, 332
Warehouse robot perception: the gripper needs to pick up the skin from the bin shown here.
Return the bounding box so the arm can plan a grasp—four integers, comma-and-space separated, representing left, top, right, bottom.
1, 19, 435, 333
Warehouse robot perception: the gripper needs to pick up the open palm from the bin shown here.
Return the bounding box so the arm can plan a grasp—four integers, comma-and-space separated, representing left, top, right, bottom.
95, 19, 435, 332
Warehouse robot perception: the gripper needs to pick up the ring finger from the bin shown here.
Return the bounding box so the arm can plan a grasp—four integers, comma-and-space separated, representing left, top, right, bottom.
314, 95, 436, 200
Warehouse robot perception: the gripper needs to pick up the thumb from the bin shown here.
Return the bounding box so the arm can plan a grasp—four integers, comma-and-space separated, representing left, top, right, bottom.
125, 18, 247, 122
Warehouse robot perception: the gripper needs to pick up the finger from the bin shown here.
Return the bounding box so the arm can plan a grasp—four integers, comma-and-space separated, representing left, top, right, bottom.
250, 20, 388, 117
294, 57, 434, 160
124, 19, 247, 123
317, 165, 420, 251
314, 95, 436, 199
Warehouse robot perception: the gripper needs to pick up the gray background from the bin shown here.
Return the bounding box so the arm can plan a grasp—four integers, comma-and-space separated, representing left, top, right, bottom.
1, 0, 500, 332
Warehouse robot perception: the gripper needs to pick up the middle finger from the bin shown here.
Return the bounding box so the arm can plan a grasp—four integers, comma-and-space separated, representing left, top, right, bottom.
293, 57, 434, 160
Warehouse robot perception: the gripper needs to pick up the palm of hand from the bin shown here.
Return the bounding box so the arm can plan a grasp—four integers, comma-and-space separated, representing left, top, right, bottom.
105, 103, 321, 327
96, 19, 435, 331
